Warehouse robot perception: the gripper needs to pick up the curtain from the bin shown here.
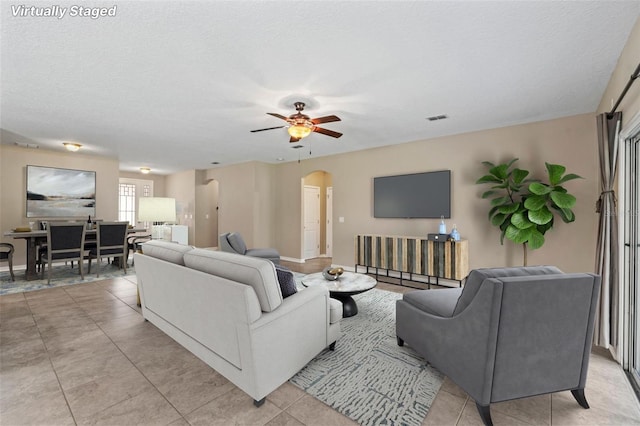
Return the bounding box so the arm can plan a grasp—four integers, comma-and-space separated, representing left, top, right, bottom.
594, 112, 622, 348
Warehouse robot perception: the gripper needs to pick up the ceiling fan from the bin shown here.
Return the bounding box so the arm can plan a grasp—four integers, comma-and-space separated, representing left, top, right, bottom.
250, 102, 343, 142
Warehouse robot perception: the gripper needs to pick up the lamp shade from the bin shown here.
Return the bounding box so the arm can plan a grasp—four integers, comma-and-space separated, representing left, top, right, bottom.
138, 197, 176, 222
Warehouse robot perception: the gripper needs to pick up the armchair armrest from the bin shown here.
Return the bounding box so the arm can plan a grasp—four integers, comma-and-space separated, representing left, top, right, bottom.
396, 279, 504, 405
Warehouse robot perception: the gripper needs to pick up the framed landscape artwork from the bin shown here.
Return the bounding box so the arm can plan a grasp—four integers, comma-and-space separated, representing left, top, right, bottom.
26, 165, 96, 218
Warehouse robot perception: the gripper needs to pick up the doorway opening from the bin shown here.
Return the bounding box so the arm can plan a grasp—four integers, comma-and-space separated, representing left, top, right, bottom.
195, 179, 219, 249
301, 171, 333, 261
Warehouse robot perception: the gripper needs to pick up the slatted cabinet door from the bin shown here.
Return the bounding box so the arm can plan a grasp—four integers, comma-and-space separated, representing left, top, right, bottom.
355, 234, 469, 281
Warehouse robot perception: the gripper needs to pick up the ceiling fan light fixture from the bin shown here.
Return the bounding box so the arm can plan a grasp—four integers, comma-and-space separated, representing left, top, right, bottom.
288, 123, 313, 139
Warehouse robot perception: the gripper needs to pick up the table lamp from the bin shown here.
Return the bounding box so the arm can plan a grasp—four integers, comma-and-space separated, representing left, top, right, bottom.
138, 197, 177, 240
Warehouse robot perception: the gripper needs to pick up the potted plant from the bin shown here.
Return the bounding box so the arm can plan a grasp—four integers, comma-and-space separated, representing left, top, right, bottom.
476, 159, 582, 265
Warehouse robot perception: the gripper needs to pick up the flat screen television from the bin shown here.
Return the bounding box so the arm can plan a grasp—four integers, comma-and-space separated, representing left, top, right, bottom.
373, 170, 451, 218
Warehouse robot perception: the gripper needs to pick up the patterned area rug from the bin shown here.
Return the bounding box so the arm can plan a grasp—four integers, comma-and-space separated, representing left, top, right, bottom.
0, 263, 135, 295
289, 287, 444, 426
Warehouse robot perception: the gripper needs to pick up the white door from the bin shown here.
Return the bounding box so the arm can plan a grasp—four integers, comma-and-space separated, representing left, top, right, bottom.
326, 186, 333, 257
303, 186, 321, 259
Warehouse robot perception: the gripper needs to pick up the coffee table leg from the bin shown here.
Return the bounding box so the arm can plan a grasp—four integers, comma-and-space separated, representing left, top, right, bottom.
334, 295, 358, 318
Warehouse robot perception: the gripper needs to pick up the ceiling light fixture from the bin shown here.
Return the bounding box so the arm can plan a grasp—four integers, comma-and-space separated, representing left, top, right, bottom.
287, 122, 313, 139
63, 142, 82, 152
140, 167, 151, 174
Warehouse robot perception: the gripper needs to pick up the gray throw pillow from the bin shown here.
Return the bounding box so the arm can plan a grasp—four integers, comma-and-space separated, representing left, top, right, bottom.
227, 232, 247, 254
275, 265, 297, 298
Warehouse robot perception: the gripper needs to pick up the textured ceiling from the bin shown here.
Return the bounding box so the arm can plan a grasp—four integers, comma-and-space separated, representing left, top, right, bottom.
1, 1, 639, 174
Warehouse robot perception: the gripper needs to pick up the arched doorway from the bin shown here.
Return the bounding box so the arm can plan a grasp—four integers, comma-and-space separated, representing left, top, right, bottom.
301, 170, 333, 260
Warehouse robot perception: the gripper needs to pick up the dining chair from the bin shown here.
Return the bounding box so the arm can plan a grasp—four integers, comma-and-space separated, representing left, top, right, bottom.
88, 221, 129, 277
0, 243, 16, 281
127, 234, 151, 266
41, 222, 86, 285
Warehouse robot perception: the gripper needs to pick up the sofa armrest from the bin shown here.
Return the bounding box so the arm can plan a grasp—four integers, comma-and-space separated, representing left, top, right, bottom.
250, 285, 328, 328
245, 285, 332, 399
396, 279, 504, 405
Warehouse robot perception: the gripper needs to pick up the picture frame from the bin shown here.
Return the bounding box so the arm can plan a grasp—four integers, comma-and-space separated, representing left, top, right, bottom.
26, 165, 96, 218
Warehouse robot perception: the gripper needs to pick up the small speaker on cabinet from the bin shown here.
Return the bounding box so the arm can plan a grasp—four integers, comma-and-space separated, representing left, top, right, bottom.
427, 233, 451, 241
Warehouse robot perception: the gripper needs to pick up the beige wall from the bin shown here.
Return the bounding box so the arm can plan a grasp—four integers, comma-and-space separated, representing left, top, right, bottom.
194, 170, 219, 248
165, 170, 196, 245
205, 161, 276, 248
597, 16, 640, 124
270, 113, 598, 272
1, 144, 120, 266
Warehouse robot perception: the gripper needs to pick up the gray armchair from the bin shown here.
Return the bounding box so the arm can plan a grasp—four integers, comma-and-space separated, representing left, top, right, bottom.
396, 266, 601, 426
219, 232, 280, 264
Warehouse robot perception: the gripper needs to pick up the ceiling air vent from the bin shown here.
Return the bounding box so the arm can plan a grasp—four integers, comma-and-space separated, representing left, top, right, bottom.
426, 115, 448, 121
291, 145, 304, 149
15, 142, 40, 149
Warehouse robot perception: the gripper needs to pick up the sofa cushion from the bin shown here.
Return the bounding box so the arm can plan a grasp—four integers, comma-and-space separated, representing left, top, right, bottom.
275, 265, 297, 298
453, 265, 564, 315
141, 240, 194, 265
403, 288, 462, 318
329, 298, 343, 323
227, 232, 247, 254
184, 248, 283, 312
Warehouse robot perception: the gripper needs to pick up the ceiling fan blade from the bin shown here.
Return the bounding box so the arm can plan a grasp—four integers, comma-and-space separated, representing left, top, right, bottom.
311, 115, 341, 125
267, 113, 289, 121
313, 127, 343, 138
250, 126, 286, 133
289, 136, 301, 143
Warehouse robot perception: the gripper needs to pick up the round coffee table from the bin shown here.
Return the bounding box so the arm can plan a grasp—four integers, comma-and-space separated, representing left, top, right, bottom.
302, 271, 377, 317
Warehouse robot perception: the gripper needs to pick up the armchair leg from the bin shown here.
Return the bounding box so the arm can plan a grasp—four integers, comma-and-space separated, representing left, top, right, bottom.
329, 341, 336, 351
397, 336, 404, 346
253, 398, 265, 407
475, 402, 493, 426
571, 388, 590, 409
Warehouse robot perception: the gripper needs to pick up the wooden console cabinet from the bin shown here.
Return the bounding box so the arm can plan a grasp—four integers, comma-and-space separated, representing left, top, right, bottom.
355, 234, 469, 285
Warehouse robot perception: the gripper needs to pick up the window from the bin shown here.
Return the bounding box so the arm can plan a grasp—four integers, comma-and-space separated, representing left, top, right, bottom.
119, 183, 136, 226
621, 116, 640, 396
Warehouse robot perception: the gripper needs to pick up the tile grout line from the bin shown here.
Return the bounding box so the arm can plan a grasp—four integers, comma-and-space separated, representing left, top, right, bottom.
66, 280, 187, 422
24, 291, 80, 426
454, 395, 469, 425
90, 279, 226, 423
99, 278, 292, 424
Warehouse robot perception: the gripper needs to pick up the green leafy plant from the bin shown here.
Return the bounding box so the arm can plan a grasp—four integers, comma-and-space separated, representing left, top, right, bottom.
476, 159, 582, 265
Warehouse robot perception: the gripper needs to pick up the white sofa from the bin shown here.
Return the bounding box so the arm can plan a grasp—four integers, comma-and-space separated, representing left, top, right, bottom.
134, 240, 342, 406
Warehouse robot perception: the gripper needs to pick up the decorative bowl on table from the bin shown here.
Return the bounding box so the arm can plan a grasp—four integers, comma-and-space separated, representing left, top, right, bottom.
322, 267, 344, 281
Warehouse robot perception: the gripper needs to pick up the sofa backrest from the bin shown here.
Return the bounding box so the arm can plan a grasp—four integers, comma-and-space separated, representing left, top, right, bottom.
453, 265, 563, 316
184, 248, 283, 312
141, 240, 194, 265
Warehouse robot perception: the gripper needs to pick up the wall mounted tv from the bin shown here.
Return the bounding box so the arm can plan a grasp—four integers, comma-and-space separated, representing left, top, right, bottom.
373, 170, 451, 218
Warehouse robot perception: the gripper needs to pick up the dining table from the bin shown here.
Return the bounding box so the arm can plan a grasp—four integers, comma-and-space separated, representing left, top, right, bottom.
3, 227, 148, 281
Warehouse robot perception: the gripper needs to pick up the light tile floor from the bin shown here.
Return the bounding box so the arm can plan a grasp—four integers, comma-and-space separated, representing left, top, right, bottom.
0, 260, 639, 425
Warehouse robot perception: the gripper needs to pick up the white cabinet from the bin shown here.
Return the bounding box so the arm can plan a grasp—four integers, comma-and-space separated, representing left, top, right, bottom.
169, 225, 189, 245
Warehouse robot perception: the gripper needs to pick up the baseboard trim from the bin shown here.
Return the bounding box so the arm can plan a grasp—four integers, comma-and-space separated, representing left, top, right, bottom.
331, 264, 355, 272
280, 256, 305, 264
